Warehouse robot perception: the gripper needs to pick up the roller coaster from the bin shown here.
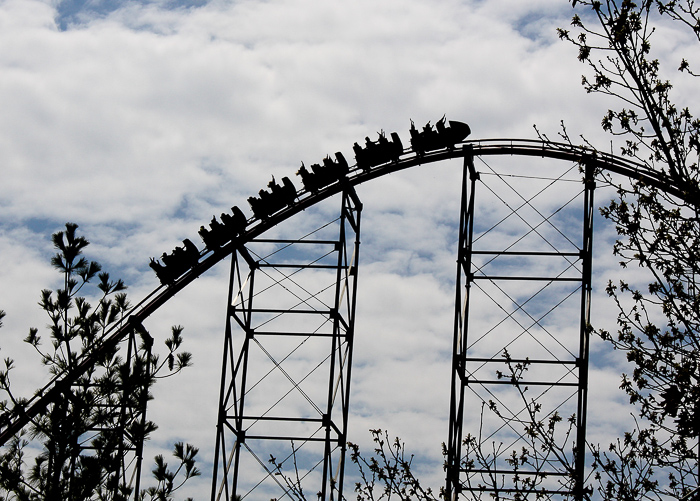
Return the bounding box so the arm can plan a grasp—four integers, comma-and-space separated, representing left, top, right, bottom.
0, 116, 694, 500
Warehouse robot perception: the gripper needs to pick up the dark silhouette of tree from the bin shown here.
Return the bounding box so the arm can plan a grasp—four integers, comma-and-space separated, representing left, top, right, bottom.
557, 1, 699, 499
0, 223, 199, 501
348, 430, 439, 501
459, 352, 581, 499
268, 429, 441, 501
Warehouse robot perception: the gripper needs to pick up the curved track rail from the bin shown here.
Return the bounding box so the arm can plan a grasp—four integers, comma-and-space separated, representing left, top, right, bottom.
0, 137, 690, 446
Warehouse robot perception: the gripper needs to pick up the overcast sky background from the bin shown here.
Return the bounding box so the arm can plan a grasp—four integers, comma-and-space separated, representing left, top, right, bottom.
1, 0, 697, 498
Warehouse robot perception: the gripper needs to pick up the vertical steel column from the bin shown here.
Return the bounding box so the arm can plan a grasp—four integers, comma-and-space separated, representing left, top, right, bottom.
211, 245, 256, 501
446, 146, 478, 500
116, 322, 153, 500
211, 188, 361, 501
574, 158, 595, 499
130, 324, 153, 500
323, 188, 362, 501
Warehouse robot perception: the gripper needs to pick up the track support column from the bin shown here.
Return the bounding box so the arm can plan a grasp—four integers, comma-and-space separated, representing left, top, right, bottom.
211, 188, 362, 501
446, 152, 596, 500
446, 146, 478, 500
574, 157, 595, 499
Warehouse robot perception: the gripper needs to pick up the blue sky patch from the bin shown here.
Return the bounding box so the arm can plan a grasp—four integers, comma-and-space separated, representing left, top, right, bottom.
55, 0, 210, 30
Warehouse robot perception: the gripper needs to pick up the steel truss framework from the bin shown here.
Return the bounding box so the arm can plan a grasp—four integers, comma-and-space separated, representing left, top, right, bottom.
105, 325, 153, 499
2, 138, 694, 501
55, 323, 153, 499
214, 151, 596, 500
446, 151, 595, 499
212, 188, 362, 501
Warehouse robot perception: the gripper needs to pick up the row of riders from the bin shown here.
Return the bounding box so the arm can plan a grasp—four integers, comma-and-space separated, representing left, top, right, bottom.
150, 117, 471, 285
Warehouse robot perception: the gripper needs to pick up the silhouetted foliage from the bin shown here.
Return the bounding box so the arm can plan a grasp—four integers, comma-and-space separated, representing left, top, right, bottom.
139, 442, 200, 501
348, 430, 439, 501
0, 223, 199, 501
459, 351, 582, 499
270, 430, 440, 501
558, 0, 699, 499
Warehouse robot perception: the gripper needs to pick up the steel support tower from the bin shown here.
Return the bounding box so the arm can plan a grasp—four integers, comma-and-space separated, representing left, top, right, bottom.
106, 324, 153, 499
55, 323, 152, 499
211, 188, 362, 501
446, 150, 596, 499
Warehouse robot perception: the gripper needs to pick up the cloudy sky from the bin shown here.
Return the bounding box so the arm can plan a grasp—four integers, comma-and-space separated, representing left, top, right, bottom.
1, 0, 697, 498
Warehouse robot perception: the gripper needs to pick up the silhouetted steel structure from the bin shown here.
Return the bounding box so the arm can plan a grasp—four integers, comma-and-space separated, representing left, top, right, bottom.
44, 321, 152, 499
446, 149, 596, 499
1, 124, 696, 500
212, 189, 362, 501
108, 324, 154, 499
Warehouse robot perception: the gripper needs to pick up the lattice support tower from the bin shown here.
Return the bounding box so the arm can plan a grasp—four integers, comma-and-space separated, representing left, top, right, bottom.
60, 323, 153, 499
211, 188, 362, 501
110, 324, 153, 498
446, 150, 596, 499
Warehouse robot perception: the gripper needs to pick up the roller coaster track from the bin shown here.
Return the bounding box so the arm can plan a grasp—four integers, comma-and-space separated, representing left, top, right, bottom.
0, 137, 692, 447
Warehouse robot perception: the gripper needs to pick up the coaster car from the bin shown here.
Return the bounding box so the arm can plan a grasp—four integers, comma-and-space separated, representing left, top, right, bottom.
248, 176, 297, 220
409, 116, 471, 155
296, 152, 349, 193
199, 205, 248, 250
353, 131, 403, 171
150, 238, 200, 285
